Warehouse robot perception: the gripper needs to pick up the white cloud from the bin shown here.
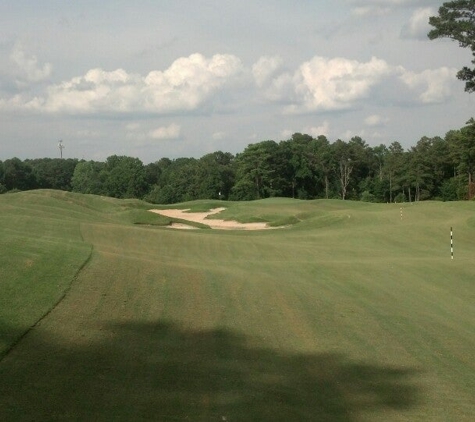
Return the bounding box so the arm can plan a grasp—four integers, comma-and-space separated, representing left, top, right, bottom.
400, 67, 457, 103
281, 122, 330, 139
339, 128, 385, 141
364, 114, 389, 126
75, 129, 101, 138
265, 56, 393, 113
2, 53, 244, 114
304, 121, 330, 137
348, 0, 432, 16
212, 131, 226, 140
125, 122, 181, 142
349, 0, 419, 8
149, 123, 181, 140
252, 55, 284, 87
143, 53, 244, 112
401, 8, 433, 40
349, 0, 405, 16
255, 55, 457, 110
259, 72, 295, 102
352, 6, 390, 16
280, 129, 293, 139
340, 129, 356, 140
0, 47, 459, 130
9, 44, 52, 86
125, 122, 141, 131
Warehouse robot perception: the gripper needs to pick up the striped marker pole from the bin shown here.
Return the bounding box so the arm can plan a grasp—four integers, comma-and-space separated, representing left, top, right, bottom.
400, 207, 403, 221
450, 227, 453, 260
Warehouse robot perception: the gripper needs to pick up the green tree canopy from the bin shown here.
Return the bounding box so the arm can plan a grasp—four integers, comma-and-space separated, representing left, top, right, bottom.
27, 158, 78, 191
231, 141, 279, 200
2, 158, 36, 191
71, 161, 106, 195
446, 118, 475, 198
103, 155, 148, 199
428, 1, 475, 92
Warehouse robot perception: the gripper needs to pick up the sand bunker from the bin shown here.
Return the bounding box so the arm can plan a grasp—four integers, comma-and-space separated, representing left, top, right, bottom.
150, 207, 273, 230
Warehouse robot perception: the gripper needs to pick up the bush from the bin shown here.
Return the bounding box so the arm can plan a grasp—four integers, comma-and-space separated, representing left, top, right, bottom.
440, 177, 465, 201
360, 190, 376, 202
144, 185, 178, 204
394, 192, 406, 203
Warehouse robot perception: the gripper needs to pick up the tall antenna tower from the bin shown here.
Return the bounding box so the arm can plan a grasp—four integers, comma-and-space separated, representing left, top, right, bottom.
58, 140, 65, 159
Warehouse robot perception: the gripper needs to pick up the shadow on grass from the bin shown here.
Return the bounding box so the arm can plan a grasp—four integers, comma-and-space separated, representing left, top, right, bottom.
0, 320, 26, 359
0, 321, 420, 421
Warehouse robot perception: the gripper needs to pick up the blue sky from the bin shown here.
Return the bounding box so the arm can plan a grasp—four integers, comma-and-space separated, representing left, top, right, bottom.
0, 0, 473, 163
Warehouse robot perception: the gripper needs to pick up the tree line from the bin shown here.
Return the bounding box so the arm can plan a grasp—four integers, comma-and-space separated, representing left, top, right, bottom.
1, 119, 475, 203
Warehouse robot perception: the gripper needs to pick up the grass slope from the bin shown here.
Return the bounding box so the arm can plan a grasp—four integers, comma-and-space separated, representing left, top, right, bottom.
0, 191, 474, 421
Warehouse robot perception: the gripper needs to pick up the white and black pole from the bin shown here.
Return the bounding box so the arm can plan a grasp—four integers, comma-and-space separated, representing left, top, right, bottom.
450, 227, 453, 260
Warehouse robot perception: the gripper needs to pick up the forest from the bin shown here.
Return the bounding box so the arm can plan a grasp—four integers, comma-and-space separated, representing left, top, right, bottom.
1, 119, 474, 204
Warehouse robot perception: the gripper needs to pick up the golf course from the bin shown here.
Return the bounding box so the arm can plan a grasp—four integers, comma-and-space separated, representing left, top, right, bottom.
0, 189, 474, 421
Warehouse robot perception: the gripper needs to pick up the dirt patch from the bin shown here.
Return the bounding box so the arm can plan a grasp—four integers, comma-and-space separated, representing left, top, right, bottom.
149, 208, 275, 230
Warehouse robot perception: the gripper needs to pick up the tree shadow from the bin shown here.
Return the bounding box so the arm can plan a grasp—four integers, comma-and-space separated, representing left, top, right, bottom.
0, 320, 420, 421
0, 320, 28, 359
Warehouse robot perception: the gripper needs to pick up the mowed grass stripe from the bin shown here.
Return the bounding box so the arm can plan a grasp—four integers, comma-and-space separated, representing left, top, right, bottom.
62, 203, 473, 418
0, 193, 93, 357
0, 247, 419, 420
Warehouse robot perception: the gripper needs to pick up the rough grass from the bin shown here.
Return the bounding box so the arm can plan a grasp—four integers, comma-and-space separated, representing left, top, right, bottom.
0, 191, 474, 421
0, 192, 93, 357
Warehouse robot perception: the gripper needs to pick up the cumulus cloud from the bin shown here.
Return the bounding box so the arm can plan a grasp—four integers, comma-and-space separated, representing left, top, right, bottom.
348, 0, 431, 16
125, 122, 141, 131
125, 122, 181, 142
0, 50, 457, 120
352, 6, 391, 16
255, 54, 457, 111
149, 123, 181, 140
143, 54, 244, 113
280, 129, 293, 139
305, 122, 330, 137
349, 0, 405, 16
212, 131, 226, 140
3, 53, 244, 114
75, 129, 101, 139
338, 128, 384, 142
281, 122, 330, 139
364, 114, 389, 126
262, 56, 393, 114
9, 44, 52, 86
401, 8, 433, 40
252, 55, 284, 87
399, 67, 457, 103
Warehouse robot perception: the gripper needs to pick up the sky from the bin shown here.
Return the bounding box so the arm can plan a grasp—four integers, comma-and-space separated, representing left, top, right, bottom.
1, 0, 474, 163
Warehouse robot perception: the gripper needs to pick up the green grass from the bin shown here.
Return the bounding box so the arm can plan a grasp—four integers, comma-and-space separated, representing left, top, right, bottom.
0, 191, 474, 421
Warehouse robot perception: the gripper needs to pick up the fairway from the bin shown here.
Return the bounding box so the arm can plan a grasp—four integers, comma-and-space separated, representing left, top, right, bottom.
0, 191, 474, 421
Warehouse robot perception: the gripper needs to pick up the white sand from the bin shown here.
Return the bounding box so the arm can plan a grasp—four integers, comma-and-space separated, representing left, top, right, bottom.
150, 207, 273, 230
